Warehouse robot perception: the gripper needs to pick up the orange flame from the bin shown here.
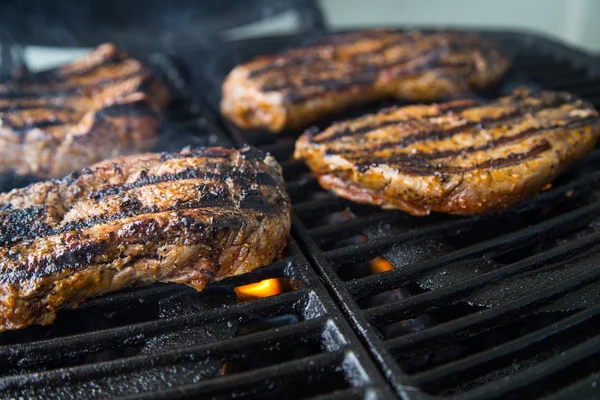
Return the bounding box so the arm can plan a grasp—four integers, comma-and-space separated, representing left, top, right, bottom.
369, 257, 394, 274
235, 278, 284, 302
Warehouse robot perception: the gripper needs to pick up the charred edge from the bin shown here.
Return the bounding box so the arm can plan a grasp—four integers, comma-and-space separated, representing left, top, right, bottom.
357, 141, 553, 175
0, 206, 53, 249
0, 71, 145, 100
324, 94, 578, 150
0, 185, 276, 247
89, 166, 278, 201
278, 78, 375, 103
0, 213, 246, 284
352, 115, 600, 170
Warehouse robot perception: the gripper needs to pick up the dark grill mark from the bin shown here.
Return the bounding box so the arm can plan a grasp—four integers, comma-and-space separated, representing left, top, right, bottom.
99, 100, 157, 118
353, 115, 600, 171
1, 119, 66, 133
247, 54, 322, 79
321, 94, 576, 149
89, 166, 277, 201
0, 71, 145, 100
0, 212, 247, 284
255, 33, 491, 104
357, 141, 553, 175
0, 184, 274, 247
0, 104, 74, 113
315, 100, 482, 144
0, 206, 53, 248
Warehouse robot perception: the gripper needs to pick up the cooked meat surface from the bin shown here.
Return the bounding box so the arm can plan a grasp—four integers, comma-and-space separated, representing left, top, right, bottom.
295, 88, 600, 215
0, 147, 291, 331
221, 29, 509, 132
0, 43, 170, 179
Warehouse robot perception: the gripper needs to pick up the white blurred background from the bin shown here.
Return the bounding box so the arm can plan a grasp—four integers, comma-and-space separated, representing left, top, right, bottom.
227, 0, 600, 51
25, 0, 600, 71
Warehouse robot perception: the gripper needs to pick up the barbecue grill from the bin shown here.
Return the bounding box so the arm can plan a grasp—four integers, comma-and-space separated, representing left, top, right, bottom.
2, 5, 600, 399
193, 29, 600, 399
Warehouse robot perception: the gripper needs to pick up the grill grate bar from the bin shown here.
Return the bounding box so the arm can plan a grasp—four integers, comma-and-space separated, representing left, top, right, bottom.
0, 317, 328, 389
365, 231, 599, 325
347, 198, 600, 298
293, 197, 352, 216
307, 386, 396, 400
256, 142, 296, 161
385, 235, 600, 351
113, 351, 349, 400
309, 210, 406, 239
324, 217, 481, 263
408, 301, 600, 386
458, 321, 600, 400
0, 289, 309, 365
544, 373, 600, 400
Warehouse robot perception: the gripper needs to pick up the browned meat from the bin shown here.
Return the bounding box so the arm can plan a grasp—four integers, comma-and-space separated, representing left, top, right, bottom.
295, 88, 600, 215
0, 147, 291, 331
221, 29, 510, 132
0, 43, 170, 179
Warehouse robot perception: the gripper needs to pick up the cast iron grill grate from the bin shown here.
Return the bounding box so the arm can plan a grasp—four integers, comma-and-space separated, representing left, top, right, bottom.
0, 54, 394, 399
198, 29, 600, 399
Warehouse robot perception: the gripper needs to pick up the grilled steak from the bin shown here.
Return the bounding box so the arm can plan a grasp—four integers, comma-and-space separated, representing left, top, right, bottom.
0, 43, 170, 179
295, 88, 600, 215
0, 147, 290, 331
221, 29, 509, 132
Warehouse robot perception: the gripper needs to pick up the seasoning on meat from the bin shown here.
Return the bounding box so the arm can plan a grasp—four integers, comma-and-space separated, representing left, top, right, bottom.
0, 43, 170, 179
0, 146, 291, 331
221, 29, 509, 132
295, 88, 600, 215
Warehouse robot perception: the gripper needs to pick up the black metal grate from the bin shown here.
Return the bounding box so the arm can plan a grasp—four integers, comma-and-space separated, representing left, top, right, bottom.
0, 53, 394, 399
196, 29, 600, 399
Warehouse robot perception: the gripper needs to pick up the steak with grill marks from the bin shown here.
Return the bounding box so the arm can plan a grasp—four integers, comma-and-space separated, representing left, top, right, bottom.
221, 29, 509, 132
0, 43, 170, 179
294, 88, 600, 215
0, 147, 291, 331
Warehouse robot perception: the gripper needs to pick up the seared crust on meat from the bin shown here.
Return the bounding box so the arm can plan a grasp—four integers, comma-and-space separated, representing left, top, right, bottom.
295, 88, 600, 215
0, 43, 170, 178
0, 147, 290, 331
221, 29, 509, 132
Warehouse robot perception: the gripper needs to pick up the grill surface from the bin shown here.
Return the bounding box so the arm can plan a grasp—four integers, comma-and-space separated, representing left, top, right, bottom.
194, 29, 600, 399
0, 52, 394, 399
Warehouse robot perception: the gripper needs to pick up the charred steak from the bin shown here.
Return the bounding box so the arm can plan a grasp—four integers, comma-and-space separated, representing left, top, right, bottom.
221, 29, 509, 132
295, 89, 600, 215
0, 147, 291, 331
0, 43, 170, 179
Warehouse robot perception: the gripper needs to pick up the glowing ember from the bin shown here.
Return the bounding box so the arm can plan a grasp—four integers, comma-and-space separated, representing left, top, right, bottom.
235, 278, 284, 302
369, 257, 394, 274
